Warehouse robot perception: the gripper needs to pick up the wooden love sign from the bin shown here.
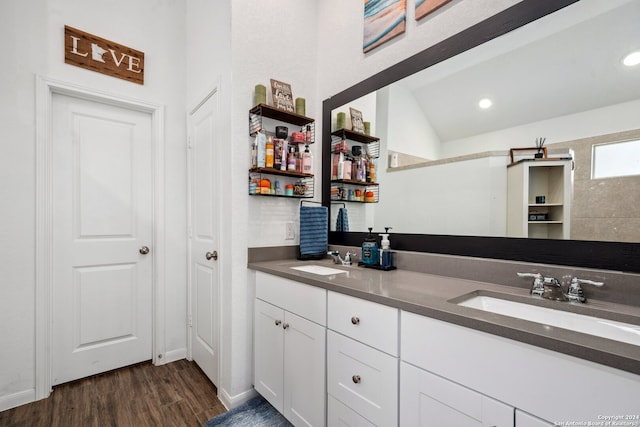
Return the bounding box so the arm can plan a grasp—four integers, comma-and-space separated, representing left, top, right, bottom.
64, 25, 145, 85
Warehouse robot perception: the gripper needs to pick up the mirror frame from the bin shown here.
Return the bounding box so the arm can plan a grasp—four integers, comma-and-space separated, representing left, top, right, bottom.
322, 0, 640, 273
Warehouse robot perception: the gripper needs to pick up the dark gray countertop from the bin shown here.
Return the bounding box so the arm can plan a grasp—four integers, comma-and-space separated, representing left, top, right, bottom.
248, 258, 640, 376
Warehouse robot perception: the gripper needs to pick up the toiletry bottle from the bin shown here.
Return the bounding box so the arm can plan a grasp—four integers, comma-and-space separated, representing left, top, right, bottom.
273, 139, 282, 170
344, 157, 352, 180
361, 227, 379, 266
379, 227, 393, 269
256, 132, 266, 168
365, 157, 370, 182
280, 140, 288, 171
265, 137, 274, 168
295, 146, 302, 173
369, 158, 376, 183
305, 125, 312, 143
337, 152, 345, 180
288, 146, 296, 171
302, 145, 312, 174
251, 139, 258, 169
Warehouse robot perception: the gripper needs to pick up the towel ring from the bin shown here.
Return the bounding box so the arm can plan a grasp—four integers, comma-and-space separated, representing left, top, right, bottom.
332, 202, 346, 208
300, 200, 323, 207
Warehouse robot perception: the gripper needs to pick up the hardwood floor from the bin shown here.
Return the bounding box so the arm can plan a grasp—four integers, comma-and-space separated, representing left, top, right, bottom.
0, 359, 227, 427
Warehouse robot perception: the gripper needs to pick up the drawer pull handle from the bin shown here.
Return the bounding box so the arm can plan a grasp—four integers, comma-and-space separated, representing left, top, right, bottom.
283, 323, 290, 330
351, 316, 360, 325
352, 375, 361, 384
275, 320, 282, 326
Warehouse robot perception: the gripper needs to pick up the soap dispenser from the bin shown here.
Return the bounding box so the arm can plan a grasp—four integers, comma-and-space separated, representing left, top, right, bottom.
379, 227, 393, 269
361, 227, 379, 266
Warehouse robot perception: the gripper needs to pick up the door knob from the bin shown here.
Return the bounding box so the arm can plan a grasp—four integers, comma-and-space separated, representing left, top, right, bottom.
205, 251, 218, 260
139, 246, 150, 255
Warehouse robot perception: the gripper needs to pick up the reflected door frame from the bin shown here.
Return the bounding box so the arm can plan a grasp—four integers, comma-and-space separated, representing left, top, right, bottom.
35, 76, 166, 401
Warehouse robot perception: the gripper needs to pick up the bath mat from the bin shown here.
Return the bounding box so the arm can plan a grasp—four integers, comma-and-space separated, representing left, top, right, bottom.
203, 395, 292, 426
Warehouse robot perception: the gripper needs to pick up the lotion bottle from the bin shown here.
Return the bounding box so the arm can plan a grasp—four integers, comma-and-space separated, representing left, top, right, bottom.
302, 145, 312, 173
378, 227, 393, 269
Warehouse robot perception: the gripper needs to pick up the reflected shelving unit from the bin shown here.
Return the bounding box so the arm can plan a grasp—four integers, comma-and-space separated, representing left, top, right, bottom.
330, 128, 380, 203
507, 158, 572, 239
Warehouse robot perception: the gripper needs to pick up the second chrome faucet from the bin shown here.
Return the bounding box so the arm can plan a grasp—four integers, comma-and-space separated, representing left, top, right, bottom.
517, 272, 604, 303
328, 250, 356, 266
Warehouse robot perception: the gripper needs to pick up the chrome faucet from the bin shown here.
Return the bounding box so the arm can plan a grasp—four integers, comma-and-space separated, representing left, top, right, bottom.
518, 272, 568, 301
518, 272, 546, 297
566, 276, 604, 303
327, 250, 356, 266
517, 273, 604, 303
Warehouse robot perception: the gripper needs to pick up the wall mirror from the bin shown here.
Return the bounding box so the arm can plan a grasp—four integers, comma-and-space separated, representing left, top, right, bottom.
322, 0, 640, 272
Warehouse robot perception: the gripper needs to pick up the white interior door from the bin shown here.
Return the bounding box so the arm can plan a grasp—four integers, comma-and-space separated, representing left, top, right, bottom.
188, 90, 220, 386
51, 93, 153, 385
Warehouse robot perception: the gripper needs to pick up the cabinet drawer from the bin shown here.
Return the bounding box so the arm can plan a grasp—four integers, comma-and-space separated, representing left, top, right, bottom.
328, 394, 376, 427
327, 330, 398, 427
328, 291, 398, 356
256, 271, 326, 326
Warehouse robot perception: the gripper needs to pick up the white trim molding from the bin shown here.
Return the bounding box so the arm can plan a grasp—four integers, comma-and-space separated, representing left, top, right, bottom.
34, 75, 166, 400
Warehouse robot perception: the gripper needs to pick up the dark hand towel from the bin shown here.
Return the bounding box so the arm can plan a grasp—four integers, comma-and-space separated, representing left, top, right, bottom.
335, 207, 349, 232
299, 205, 328, 256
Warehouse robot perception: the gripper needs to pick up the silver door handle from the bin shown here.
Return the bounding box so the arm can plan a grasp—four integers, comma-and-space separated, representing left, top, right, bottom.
139, 246, 150, 255
205, 251, 218, 261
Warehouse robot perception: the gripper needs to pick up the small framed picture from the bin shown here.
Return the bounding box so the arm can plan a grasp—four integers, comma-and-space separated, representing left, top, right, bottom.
349, 107, 365, 133
270, 79, 295, 113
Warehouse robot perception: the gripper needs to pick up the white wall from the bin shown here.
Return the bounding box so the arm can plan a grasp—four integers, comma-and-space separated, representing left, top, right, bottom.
377, 156, 509, 235
0, 0, 187, 409
185, 0, 322, 408
384, 84, 441, 160
441, 98, 640, 158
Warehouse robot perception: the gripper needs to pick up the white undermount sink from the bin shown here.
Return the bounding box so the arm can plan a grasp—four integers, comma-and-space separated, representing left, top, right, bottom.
458, 294, 640, 347
290, 265, 347, 276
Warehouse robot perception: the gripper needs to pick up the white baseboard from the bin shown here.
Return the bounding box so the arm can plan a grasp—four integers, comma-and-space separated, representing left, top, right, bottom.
0, 388, 36, 412
157, 347, 187, 365
218, 387, 258, 411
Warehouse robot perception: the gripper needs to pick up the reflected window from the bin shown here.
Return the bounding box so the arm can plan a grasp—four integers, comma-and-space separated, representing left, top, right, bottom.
592, 139, 640, 179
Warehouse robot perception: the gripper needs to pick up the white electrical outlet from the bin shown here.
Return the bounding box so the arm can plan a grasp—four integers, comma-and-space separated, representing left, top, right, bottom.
285, 222, 295, 240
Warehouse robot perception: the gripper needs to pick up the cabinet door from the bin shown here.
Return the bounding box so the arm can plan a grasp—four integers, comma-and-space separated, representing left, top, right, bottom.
254, 299, 284, 412
401, 362, 514, 427
515, 410, 554, 427
283, 310, 326, 427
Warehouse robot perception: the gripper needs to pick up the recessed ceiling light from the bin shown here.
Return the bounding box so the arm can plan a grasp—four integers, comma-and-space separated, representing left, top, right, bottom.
478, 98, 492, 109
623, 51, 640, 67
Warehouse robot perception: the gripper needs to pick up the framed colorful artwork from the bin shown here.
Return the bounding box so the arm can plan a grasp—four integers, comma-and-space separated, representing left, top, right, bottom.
415, 0, 453, 21
363, 0, 407, 53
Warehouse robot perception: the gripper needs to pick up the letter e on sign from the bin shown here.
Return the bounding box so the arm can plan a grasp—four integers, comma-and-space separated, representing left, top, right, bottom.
64, 25, 145, 85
